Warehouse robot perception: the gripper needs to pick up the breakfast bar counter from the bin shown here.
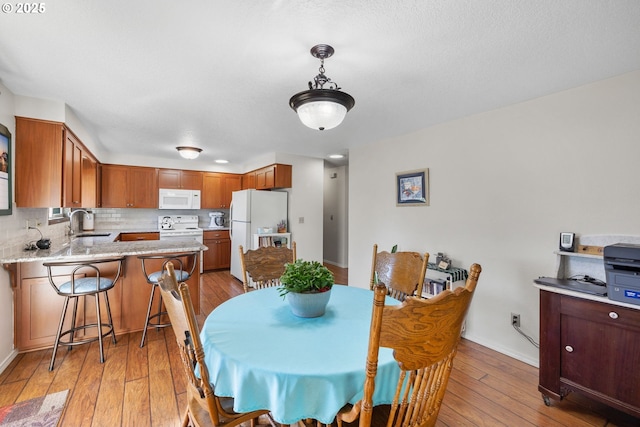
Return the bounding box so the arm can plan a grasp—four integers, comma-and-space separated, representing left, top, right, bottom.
2, 234, 207, 351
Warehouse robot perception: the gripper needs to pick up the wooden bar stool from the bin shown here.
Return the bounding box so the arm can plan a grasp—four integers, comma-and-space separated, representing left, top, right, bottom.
43, 256, 125, 371
138, 252, 198, 347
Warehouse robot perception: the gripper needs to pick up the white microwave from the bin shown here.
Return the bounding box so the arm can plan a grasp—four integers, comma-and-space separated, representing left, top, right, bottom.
159, 189, 201, 210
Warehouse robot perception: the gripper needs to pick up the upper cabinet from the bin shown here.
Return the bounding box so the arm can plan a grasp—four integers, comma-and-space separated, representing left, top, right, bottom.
15, 117, 98, 208
101, 164, 158, 208
243, 164, 292, 190
202, 173, 242, 209
158, 169, 202, 190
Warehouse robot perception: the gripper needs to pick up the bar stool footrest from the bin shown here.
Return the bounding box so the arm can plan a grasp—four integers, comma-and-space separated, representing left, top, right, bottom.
56, 323, 116, 347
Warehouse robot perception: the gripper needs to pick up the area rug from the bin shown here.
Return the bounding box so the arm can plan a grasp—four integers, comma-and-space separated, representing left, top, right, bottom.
0, 389, 69, 427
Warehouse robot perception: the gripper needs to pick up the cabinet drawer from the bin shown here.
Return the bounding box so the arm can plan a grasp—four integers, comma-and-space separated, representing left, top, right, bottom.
561, 294, 640, 330
119, 232, 160, 241
204, 230, 230, 239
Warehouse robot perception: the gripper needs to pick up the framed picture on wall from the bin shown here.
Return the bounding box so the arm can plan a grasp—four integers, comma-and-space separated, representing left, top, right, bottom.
0, 123, 11, 216
396, 169, 428, 206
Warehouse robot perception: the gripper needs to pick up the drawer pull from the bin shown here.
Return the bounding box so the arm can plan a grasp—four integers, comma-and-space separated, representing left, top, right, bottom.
609, 311, 619, 319
565, 345, 574, 353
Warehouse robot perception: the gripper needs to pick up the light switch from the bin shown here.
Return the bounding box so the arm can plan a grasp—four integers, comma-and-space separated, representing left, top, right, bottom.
298, 217, 304, 224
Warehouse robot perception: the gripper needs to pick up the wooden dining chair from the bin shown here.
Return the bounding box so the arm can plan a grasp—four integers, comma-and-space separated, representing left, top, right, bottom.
239, 242, 297, 293
157, 262, 272, 427
370, 243, 429, 301
337, 263, 482, 427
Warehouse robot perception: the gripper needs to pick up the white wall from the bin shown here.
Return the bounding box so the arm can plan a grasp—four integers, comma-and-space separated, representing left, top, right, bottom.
349, 70, 640, 366
323, 164, 348, 268
276, 153, 324, 263
0, 82, 18, 371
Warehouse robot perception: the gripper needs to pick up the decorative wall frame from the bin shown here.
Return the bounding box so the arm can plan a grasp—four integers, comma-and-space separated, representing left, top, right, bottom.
0, 122, 12, 216
396, 169, 428, 206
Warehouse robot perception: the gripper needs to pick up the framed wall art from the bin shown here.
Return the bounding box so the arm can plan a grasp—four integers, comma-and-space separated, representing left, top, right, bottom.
396, 169, 428, 206
0, 122, 11, 216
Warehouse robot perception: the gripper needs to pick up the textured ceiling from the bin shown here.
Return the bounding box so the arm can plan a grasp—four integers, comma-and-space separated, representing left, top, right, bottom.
1, 1, 639, 171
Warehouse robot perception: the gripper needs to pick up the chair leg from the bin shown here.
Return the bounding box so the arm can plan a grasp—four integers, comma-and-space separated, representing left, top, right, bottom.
95, 293, 105, 364
154, 285, 165, 330
103, 291, 117, 344
49, 296, 70, 371
140, 283, 157, 348
69, 295, 79, 349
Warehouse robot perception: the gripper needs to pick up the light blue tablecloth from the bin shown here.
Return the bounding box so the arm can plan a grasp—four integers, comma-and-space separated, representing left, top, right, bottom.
200, 285, 400, 424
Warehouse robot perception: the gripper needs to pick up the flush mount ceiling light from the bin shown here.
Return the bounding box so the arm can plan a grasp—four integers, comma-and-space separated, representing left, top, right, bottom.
289, 44, 355, 131
176, 146, 202, 159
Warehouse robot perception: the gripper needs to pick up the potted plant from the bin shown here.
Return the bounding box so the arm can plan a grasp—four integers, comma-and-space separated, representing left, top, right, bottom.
279, 259, 334, 317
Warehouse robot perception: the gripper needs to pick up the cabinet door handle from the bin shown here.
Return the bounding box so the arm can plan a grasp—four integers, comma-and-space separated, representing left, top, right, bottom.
564, 345, 574, 353
609, 311, 619, 319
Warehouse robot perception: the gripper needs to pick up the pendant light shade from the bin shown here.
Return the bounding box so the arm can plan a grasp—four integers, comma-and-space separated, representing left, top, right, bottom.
176, 146, 202, 159
289, 44, 355, 131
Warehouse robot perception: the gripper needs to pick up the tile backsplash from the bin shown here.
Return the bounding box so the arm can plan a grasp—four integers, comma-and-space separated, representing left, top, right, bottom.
0, 207, 227, 258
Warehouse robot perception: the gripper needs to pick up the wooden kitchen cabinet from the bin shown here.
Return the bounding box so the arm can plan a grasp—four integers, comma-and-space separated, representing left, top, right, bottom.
242, 171, 256, 190
63, 129, 82, 207
118, 232, 160, 241
16, 117, 98, 208
243, 163, 292, 190
202, 173, 241, 209
538, 290, 640, 418
203, 230, 231, 270
81, 153, 99, 208
14, 260, 123, 351
158, 168, 202, 190
101, 164, 158, 208
12, 254, 200, 351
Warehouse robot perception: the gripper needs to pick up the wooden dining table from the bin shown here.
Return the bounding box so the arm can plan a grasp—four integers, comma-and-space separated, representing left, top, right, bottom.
199, 285, 401, 424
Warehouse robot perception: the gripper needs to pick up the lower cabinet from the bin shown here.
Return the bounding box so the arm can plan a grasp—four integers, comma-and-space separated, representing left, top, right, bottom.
203, 230, 231, 270
539, 290, 640, 418
12, 254, 199, 351
118, 232, 160, 241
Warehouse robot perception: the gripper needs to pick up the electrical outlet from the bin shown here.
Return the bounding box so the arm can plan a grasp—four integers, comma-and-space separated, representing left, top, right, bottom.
511, 313, 521, 327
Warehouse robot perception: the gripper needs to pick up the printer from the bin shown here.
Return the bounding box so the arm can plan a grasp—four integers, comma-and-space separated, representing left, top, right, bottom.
604, 243, 640, 305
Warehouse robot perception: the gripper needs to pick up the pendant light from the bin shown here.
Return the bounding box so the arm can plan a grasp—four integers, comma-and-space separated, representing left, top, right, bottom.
176, 146, 202, 159
289, 44, 355, 131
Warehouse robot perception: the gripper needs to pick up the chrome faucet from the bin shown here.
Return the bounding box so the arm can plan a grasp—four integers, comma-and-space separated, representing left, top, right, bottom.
67, 209, 89, 236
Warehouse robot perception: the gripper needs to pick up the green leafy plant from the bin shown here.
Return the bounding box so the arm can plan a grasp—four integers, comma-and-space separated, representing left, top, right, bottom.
279, 259, 334, 297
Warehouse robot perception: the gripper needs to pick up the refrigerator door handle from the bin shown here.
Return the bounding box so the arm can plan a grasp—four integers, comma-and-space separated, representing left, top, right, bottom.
229, 202, 233, 238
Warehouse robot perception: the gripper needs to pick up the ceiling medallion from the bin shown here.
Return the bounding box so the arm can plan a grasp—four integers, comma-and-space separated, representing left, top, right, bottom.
289, 44, 355, 131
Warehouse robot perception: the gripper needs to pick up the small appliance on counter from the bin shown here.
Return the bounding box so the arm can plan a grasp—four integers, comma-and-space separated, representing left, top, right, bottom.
82, 212, 95, 231
209, 212, 225, 229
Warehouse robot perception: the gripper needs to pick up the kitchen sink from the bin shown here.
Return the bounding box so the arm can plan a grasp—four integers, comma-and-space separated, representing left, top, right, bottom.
73, 232, 112, 238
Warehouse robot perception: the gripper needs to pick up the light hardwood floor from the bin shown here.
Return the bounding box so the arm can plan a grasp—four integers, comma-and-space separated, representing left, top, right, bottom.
0, 266, 637, 426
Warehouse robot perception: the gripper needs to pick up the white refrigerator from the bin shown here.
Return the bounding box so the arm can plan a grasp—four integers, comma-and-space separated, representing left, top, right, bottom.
230, 189, 288, 280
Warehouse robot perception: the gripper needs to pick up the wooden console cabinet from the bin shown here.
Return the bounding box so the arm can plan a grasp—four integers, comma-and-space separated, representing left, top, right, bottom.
538, 289, 640, 418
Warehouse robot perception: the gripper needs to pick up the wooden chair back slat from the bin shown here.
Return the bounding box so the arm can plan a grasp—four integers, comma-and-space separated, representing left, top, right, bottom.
370, 243, 429, 301
239, 242, 297, 293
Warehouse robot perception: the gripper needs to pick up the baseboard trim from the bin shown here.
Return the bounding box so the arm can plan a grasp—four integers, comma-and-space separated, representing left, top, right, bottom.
0, 349, 18, 375
323, 260, 348, 269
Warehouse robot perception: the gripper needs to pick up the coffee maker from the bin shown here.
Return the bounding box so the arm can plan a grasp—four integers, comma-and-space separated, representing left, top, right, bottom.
209, 212, 225, 229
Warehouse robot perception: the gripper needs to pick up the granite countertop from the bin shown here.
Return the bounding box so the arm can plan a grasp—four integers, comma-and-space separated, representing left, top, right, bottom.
1, 231, 207, 264
202, 227, 230, 231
